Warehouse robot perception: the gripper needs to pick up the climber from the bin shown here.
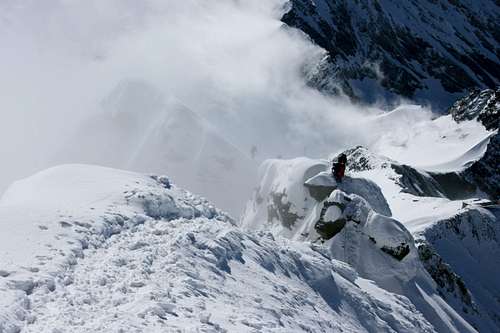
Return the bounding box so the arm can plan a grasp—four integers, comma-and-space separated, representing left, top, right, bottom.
332, 153, 347, 182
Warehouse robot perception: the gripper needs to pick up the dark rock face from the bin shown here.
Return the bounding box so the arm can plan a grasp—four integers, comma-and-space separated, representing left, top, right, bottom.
450, 88, 499, 130
417, 241, 475, 311
464, 133, 500, 198
381, 243, 410, 262
282, 0, 500, 110
267, 191, 301, 229
449, 88, 499, 198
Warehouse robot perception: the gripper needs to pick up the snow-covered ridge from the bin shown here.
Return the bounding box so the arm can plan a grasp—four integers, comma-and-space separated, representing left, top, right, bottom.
56, 80, 258, 217
0, 164, 447, 333
339, 137, 500, 331
0, 164, 230, 332
242, 122, 498, 331
241, 156, 480, 332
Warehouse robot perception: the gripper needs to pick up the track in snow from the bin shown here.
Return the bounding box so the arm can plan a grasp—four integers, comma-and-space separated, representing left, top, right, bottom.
23, 217, 433, 333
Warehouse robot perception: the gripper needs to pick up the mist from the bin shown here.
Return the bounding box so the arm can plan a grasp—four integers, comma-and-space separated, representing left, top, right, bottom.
1, 0, 476, 215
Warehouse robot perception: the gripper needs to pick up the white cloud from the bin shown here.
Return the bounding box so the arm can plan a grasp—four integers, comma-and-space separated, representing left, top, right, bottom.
0, 0, 455, 211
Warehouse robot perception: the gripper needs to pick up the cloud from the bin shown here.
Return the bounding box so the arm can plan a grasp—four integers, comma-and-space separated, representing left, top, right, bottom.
0, 0, 460, 212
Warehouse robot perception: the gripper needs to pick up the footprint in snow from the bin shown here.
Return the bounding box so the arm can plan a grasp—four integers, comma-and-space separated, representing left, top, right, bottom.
130, 281, 145, 288
129, 241, 148, 251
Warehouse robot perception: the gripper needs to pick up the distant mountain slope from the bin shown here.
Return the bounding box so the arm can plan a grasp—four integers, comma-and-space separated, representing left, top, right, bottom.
282, 0, 500, 109
57, 80, 257, 216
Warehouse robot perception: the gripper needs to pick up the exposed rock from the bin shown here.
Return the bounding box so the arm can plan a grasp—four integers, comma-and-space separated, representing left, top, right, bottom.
464, 133, 500, 198
414, 205, 500, 330
282, 0, 500, 109
449, 88, 499, 198
417, 240, 475, 310
449, 88, 500, 131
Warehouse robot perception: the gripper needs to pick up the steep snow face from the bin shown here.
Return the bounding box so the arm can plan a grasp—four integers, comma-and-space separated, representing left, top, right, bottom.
411, 205, 500, 332
282, 0, 500, 109
367, 106, 492, 170
0, 164, 445, 333
241, 158, 477, 332
56, 80, 258, 217
356, 90, 499, 199
337, 144, 500, 332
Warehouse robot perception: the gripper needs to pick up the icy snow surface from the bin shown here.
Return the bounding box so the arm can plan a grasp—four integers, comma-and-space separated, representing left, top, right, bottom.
0, 164, 447, 333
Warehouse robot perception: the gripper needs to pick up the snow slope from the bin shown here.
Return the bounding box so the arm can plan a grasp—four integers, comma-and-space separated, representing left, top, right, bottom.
1, 164, 448, 333
368, 106, 492, 169
241, 158, 477, 332
56, 80, 258, 217
339, 145, 500, 330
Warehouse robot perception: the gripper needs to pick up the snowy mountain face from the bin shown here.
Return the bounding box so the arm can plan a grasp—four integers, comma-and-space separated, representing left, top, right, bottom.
343, 145, 500, 330
56, 80, 257, 217
0, 164, 447, 333
242, 122, 499, 332
281, 0, 500, 109
241, 158, 479, 332
242, 90, 499, 331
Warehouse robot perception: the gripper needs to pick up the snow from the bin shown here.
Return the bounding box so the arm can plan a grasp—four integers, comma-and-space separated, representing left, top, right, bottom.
241, 157, 481, 332
423, 132, 496, 172
304, 171, 337, 187
55, 82, 258, 217
370, 110, 492, 170
414, 206, 500, 332
0, 164, 444, 333
0, 164, 229, 332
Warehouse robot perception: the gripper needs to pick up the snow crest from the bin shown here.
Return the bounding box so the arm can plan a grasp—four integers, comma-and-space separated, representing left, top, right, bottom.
1, 164, 440, 333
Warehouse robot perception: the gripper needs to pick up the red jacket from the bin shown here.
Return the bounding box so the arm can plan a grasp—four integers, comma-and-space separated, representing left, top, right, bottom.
332, 162, 346, 181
